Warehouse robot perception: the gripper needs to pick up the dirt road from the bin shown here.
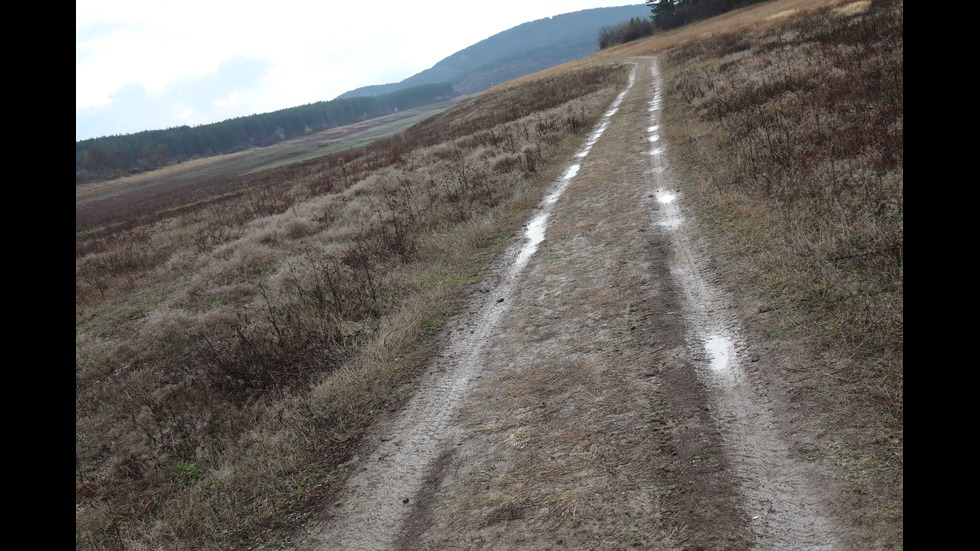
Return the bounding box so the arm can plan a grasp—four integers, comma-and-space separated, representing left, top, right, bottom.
291, 57, 857, 550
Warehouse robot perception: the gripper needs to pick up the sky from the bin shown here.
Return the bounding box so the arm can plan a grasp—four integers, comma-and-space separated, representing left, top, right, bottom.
76, 0, 642, 142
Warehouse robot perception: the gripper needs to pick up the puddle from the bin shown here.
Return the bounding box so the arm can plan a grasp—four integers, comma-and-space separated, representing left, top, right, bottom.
562, 163, 581, 181
705, 335, 730, 370
654, 189, 682, 230
509, 64, 636, 276
704, 334, 739, 387
511, 212, 548, 275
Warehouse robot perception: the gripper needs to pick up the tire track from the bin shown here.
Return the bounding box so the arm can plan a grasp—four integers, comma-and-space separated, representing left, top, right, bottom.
644, 56, 847, 550
300, 63, 640, 551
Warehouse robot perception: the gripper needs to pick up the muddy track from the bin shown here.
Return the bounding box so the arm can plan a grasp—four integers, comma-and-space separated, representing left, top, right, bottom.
292, 57, 856, 550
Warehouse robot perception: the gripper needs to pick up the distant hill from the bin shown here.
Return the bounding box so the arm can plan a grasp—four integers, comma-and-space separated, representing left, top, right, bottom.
337, 4, 651, 99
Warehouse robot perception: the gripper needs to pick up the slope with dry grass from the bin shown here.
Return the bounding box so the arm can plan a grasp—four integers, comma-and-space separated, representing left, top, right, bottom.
75, 64, 629, 550
77, 0, 903, 548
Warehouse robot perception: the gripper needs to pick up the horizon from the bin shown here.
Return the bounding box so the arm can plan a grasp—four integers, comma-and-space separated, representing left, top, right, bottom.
76, 1, 645, 142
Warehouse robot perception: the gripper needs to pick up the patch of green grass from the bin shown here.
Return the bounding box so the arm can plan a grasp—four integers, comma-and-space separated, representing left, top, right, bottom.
421, 311, 447, 333
170, 461, 201, 486
417, 269, 480, 291
690, 454, 718, 468
800, 283, 828, 302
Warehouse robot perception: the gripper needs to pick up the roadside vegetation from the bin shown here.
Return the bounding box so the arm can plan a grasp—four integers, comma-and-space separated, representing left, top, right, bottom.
599, 17, 656, 50
75, 63, 629, 550
658, 0, 903, 542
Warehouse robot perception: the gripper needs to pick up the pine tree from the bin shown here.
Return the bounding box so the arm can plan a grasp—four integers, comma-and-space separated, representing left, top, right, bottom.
646, 0, 676, 25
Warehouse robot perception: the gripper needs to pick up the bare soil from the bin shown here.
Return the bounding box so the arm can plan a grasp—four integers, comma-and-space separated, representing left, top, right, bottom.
286, 57, 869, 550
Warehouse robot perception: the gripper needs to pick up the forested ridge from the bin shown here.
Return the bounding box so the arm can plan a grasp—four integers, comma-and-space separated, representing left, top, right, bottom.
337, 5, 651, 98
76, 82, 454, 181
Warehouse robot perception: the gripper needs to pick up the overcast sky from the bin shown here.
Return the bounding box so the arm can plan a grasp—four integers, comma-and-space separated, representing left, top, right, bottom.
76, 0, 642, 141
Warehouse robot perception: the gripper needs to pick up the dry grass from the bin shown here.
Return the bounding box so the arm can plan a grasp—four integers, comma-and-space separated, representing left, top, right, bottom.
661, 0, 903, 399
76, 64, 629, 550
656, 0, 903, 544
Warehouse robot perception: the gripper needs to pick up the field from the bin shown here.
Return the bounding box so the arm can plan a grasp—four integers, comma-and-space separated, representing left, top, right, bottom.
76, 1, 902, 549
76, 97, 468, 230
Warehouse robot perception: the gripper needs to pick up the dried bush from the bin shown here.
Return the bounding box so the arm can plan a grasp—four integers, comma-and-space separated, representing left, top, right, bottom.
76, 64, 629, 549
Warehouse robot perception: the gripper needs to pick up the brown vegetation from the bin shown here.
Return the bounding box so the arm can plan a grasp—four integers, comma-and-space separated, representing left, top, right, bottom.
662, 0, 903, 421
658, 0, 903, 542
76, 64, 629, 550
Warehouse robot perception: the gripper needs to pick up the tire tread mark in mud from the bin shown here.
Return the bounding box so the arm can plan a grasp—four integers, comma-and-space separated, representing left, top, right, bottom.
644, 57, 846, 551
306, 64, 640, 551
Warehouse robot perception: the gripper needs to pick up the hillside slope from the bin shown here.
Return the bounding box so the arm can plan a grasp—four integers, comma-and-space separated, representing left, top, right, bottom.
337, 4, 650, 98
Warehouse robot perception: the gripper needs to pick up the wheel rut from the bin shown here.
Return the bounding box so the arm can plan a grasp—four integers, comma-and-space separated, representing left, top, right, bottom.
294, 64, 641, 551
643, 58, 852, 550
293, 57, 854, 551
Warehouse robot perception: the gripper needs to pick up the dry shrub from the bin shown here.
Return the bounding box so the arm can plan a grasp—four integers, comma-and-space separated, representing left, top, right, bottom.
76, 63, 629, 549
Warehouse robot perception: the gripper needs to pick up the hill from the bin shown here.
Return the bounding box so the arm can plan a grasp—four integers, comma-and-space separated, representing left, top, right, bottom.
337, 4, 651, 98
75, 83, 456, 181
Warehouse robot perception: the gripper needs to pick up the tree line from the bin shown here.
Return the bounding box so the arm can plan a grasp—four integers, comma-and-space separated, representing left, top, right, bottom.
76, 82, 456, 180
600, 1, 770, 50
599, 17, 656, 49
647, 0, 769, 30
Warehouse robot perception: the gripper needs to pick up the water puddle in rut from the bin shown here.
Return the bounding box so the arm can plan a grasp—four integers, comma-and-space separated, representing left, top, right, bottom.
510, 65, 635, 277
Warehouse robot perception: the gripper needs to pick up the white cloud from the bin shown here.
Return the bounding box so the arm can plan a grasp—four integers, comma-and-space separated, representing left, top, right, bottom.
76, 0, 640, 140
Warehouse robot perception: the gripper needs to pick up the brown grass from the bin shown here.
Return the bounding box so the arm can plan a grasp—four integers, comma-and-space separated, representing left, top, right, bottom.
661, 0, 903, 400
76, 64, 629, 550
656, 0, 903, 543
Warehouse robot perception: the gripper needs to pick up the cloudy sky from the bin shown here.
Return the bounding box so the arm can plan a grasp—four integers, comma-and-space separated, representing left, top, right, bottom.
76, 0, 641, 141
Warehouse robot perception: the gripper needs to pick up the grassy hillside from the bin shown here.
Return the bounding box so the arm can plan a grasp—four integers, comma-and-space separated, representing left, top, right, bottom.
76, 0, 902, 548
599, 0, 903, 543
668, 4, 903, 541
